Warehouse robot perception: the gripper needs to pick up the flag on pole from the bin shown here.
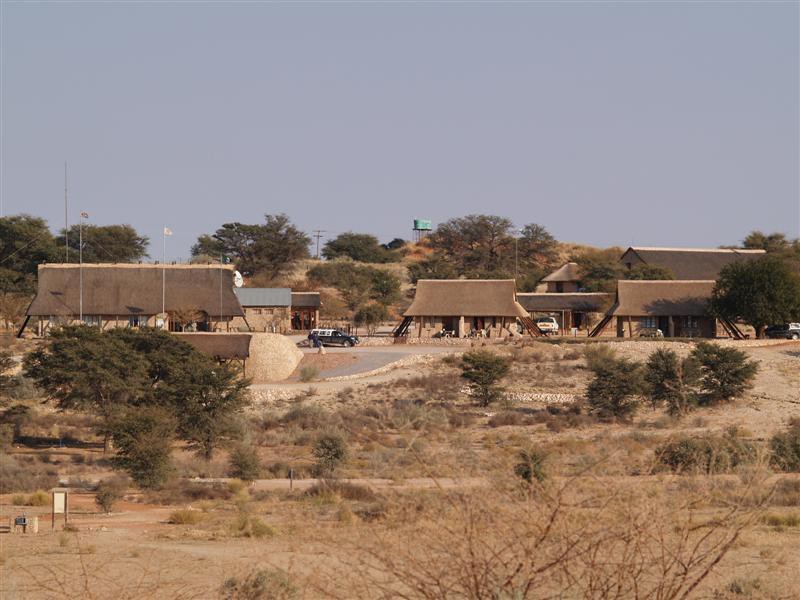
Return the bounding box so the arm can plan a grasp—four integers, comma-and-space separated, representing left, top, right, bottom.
164, 227, 173, 236
80, 211, 89, 218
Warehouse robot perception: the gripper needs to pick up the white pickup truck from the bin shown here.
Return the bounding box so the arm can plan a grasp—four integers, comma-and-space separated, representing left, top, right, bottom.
535, 316, 560, 335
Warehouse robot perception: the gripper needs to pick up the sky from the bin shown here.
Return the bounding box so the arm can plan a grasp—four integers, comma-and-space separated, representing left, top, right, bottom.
1, 1, 798, 261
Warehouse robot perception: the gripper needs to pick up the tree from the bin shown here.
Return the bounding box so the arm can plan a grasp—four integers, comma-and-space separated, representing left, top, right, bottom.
585, 352, 644, 420
23, 326, 151, 452
229, 443, 263, 481
322, 233, 399, 263
94, 476, 128, 513
0, 293, 29, 331
354, 303, 389, 335
742, 231, 790, 253
571, 247, 626, 292
383, 238, 406, 251
110, 407, 176, 489
627, 264, 674, 280
690, 342, 758, 405
0, 215, 59, 294
56, 224, 149, 263
644, 349, 698, 416
369, 270, 401, 306
313, 431, 349, 477
460, 350, 511, 406
407, 255, 458, 283
710, 256, 800, 338
429, 215, 515, 277
192, 214, 310, 278
0, 351, 13, 398
108, 328, 251, 459
517, 223, 559, 271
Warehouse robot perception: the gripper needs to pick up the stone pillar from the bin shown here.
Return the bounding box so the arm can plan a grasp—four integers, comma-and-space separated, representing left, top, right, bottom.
458, 316, 465, 338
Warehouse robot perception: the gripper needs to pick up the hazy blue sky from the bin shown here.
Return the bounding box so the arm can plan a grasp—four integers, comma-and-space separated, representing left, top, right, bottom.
1, 1, 798, 260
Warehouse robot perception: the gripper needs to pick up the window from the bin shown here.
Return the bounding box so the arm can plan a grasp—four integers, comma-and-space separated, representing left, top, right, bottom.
82, 315, 101, 327
253, 309, 262, 315
642, 317, 657, 329
128, 315, 148, 328
682, 316, 699, 328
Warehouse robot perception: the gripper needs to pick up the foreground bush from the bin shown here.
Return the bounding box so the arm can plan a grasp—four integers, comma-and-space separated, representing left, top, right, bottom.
460, 350, 511, 407
656, 431, 756, 474
770, 419, 800, 472
228, 443, 262, 482
312, 431, 349, 477
585, 349, 644, 420
514, 448, 546, 484
691, 342, 758, 405
220, 568, 297, 600
644, 349, 699, 416
94, 477, 128, 514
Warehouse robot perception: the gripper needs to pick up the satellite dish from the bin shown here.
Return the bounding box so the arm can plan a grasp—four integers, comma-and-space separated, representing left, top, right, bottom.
233, 271, 244, 288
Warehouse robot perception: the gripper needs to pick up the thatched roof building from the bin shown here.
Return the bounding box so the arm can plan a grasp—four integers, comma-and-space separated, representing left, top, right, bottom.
608, 280, 715, 317
403, 280, 528, 318
26, 263, 244, 318
619, 247, 765, 280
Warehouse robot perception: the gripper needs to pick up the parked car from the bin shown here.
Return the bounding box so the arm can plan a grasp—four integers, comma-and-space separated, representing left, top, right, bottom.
309, 329, 360, 347
765, 323, 800, 340
638, 328, 664, 338
535, 316, 559, 334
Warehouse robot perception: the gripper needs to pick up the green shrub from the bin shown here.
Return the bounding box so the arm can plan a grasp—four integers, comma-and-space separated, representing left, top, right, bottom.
690, 342, 758, 404
312, 431, 348, 477
770, 419, 800, 472
110, 407, 176, 490
656, 432, 756, 474
228, 444, 262, 482
514, 448, 546, 484
460, 350, 511, 407
94, 477, 128, 514
220, 568, 297, 600
644, 349, 699, 416
585, 353, 644, 421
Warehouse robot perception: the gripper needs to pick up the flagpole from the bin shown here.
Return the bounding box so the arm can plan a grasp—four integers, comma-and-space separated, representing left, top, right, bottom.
162, 225, 166, 326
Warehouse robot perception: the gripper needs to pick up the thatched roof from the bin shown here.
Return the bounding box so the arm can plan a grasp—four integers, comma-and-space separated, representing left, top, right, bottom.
27, 264, 244, 317
175, 333, 251, 359
620, 247, 765, 280
541, 262, 580, 283
610, 280, 715, 317
403, 280, 529, 318
517, 293, 612, 313
291, 292, 321, 308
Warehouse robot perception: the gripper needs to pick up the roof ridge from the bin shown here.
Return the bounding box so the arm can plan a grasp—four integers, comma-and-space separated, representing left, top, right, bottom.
628, 247, 766, 253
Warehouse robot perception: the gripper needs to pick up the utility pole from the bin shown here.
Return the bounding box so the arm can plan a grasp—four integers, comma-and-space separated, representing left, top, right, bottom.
79, 211, 88, 321
64, 163, 69, 262
312, 230, 326, 260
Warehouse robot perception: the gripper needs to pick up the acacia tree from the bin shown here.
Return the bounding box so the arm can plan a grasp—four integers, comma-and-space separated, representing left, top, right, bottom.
192, 214, 310, 278
460, 350, 511, 406
56, 224, 149, 263
0, 215, 59, 294
710, 256, 800, 338
23, 326, 150, 451
322, 233, 398, 263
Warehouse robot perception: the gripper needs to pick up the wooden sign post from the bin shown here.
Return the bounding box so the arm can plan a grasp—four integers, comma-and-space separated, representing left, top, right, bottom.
51, 488, 69, 530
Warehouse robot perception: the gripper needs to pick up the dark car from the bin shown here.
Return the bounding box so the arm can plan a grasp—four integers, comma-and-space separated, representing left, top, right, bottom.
765, 323, 800, 340
310, 328, 360, 347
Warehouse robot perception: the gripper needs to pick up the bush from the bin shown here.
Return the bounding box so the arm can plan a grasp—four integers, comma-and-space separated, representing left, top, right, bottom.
656, 432, 756, 474
770, 419, 800, 472
354, 303, 389, 335
230, 513, 274, 538
299, 365, 319, 383
514, 448, 546, 484
228, 444, 262, 481
94, 477, 128, 513
488, 411, 529, 428
312, 431, 349, 477
585, 353, 644, 421
169, 508, 204, 525
110, 407, 176, 489
690, 342, 758, 404
220, 568, 297, 600
644, 349, 699, 416
305, 480, 377, 502
460, 350, 511, 407
0, 454, 59, 492
281, 403, 331, 429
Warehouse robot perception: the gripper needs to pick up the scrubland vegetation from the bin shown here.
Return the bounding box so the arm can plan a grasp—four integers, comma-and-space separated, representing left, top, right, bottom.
3, 329, 800, 598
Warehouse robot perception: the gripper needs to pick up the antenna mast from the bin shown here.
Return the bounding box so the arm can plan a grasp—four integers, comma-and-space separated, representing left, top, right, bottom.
64, 162, 69, 262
